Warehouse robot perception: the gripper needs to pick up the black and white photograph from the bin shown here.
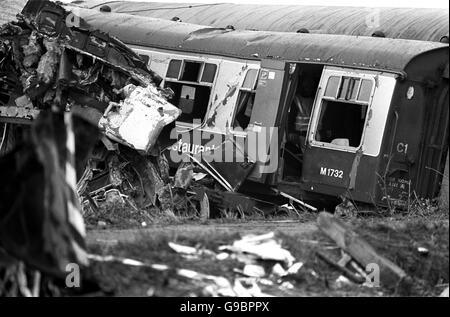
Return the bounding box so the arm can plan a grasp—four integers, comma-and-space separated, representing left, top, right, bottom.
0, 0, 448, 303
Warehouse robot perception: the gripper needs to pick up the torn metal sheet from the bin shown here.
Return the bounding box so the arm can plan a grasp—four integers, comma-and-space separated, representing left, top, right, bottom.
99, 84, 181, 152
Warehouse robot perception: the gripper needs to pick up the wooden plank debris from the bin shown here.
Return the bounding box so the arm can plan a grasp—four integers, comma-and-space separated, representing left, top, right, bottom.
317, 212, 412, 294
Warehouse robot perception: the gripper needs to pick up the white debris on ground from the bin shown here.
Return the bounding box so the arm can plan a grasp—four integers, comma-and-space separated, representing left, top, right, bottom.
219, 232, 296, 267
164, 232, 305, 296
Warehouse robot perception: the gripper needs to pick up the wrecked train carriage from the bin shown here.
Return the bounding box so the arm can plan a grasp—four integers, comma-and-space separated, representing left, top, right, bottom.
0, 0, 161, 124
0, 0, 179, 154
58, 8, 450, 209
0, 0, 182, 210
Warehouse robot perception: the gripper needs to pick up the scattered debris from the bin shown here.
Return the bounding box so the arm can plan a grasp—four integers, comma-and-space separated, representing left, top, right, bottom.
335, 275, 353, 288
233, 278, 273, 297
216, 252, 229, 261
270, 261, 304, 278
168, 242, 216, 260
219, 232, 295, 267
317, 212, 413, 294
334, 197, 358, 218
199, 192, 210, 220
272, 263, 288, 277
279, 281, 295, 290
275, 189, 318, 212
287, 262, 304, 275
417, 247, 429, 256
242, 264, 266, 278
316, 250, 365, 284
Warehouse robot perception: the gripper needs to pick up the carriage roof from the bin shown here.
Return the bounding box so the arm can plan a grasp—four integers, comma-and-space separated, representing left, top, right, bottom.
72, 8, 448, 75
78, 1, 449, 42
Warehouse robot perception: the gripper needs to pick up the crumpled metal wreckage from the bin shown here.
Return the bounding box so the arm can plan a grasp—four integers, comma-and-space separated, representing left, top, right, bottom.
1, 0, 312, 224
0, 0, 184, 201
0, 0, 182, 291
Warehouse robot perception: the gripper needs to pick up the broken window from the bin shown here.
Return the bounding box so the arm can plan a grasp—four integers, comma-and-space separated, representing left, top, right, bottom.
314, 76, 373, 148
164, 82, 210, 123
181, 61, 202, 82
233, 69, 259, 130
164, 59, 217, 123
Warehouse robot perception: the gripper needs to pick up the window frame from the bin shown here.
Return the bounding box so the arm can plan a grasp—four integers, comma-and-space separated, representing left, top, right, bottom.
309, 73, 375, 152
231, 68, 260, 131
164, 59, 219, 125
165, 59, 218, 87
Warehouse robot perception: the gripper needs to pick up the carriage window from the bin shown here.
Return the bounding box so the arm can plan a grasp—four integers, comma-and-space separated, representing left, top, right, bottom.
181, 61, 202, 82
338, 77, 360, 100
314, 76, 373, 148
164, 82, 210, 123
201, 63, 217, 83
324, 76, 340, 97
242, 69, 259, 89
165, 60, 217, 123
233, 69, 259, 130
358, 79, 373, 102
315, 101, 368, 147
166, 59, 182, 79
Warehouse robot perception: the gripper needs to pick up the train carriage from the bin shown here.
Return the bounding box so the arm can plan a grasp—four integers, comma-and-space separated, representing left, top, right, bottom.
62, 8, 448, 209
1, 4, 448, 209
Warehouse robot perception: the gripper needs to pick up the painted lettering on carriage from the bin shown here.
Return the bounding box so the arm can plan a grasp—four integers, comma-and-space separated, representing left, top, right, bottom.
320, 167, 344, 179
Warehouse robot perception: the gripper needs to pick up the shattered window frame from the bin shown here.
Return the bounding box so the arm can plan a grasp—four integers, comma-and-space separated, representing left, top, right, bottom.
232, 68, 260, 130
180, 60, 203, 82
165, 59, 218, 86
164, 59, 218, 124
311, 74, 375, 150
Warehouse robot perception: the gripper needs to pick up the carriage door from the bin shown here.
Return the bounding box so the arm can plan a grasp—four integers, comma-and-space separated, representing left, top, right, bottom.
302, 67, 395, 202
246, 60, 290, 184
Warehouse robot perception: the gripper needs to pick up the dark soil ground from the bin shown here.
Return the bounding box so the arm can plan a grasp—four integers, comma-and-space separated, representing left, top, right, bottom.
84, 211, 449, 297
